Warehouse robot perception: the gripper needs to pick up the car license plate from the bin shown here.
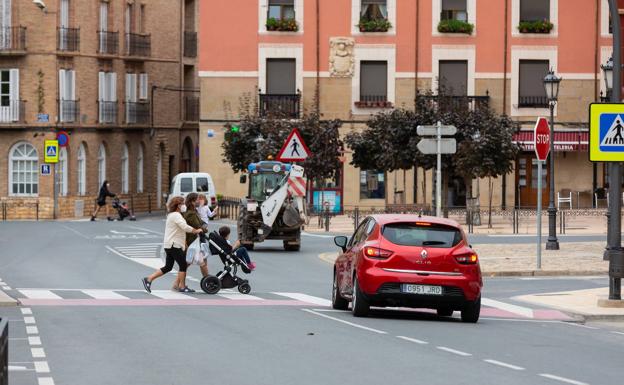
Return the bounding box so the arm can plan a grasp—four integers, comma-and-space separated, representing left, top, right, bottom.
401, 284, 442, 295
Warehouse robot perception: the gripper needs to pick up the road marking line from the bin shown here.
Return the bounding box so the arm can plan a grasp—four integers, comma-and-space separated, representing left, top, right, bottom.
484, 359, 525, 370
301, 232, 336, 238
302, 309, 387, 334
24, 317, 36, 324
20, 290, 62, 300
436, 346, 472, 356
1, 286, 11, 290
396, 336, 428, 345
8, 365, 31, 372
480, 317, 562, 323
216, 292, 263, 301
275, 292, 331, 306
21, 308, 32, 315
34, 361, 50, 373
611, 331, 624, 336
564, 323, 599, 330
124, 225, 164, 235
26, 326, 39, 335
311, 308, 346, 313
38, 377, 55, 385
28, 337, 42, 346
9, 338, 28, 341
31, 348, 45, 358
481, 298, 534, 318
82, 290, 130, 300
150, 290, 197, 300
539, 373, 589, 385
60, 224, 90, 239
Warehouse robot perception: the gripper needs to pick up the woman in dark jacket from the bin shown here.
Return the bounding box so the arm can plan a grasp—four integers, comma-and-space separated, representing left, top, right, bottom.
91, 180, 116, 221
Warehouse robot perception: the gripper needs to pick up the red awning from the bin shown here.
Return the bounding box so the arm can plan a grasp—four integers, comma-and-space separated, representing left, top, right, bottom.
513, 130, 589, 152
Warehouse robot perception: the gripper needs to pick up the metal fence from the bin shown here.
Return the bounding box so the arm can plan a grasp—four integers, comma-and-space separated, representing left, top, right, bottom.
0, 317, 7, 385
1, 201, 39, 221
218, 196, 241, 220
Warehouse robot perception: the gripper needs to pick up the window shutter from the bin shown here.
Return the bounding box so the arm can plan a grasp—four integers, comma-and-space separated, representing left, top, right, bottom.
98, 71, 105, 101
69, 70, 76, 100
139, 73, 148, 100
60, 0, 69, 28
59, 70, 66, 101
109, 72, 117, 102
100, 1, 108, 32
9, 68, 18, 100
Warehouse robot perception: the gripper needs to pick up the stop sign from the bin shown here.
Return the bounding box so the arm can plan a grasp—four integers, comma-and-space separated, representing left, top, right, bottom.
534, 117, 551, 161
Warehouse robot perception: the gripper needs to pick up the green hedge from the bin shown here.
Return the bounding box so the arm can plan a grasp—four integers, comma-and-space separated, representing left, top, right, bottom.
437, 19, 474, 34
518, 20, 554, 34
358, 18, 392, 32
266, 17, 299, 32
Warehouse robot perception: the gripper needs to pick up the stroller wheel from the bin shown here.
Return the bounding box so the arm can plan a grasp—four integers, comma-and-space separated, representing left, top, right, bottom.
238, 282, 251, 294
200, 275, 221, 294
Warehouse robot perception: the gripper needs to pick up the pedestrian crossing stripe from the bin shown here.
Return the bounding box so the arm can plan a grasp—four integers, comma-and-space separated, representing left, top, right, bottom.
589, 103, 624, 162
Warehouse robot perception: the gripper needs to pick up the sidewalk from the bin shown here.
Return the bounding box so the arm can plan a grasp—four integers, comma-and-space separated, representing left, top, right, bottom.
516, 288, 624, 321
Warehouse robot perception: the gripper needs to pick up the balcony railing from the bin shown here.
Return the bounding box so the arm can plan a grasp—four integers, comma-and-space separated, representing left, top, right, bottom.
184, 96, 199, 122
417, 94, 490, 111
98, 101, 118, 124
125, 33, 151, 57
356, 94, 393, 108
57, 27, 80, 52
0, 26, 26, 53
97, 31, 118, 55
59, 100, 80, 123
259, 93, 301, 119
518, 95, 549, 108
184, 31, 197, 58
0, 100, 24, 123
125, 101, 150, 124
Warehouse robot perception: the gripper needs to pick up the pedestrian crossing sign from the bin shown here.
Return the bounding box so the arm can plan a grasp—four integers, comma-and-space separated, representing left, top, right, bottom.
277, 128, 311, 162
44, 140, 59, 163
589, 103, 624, 162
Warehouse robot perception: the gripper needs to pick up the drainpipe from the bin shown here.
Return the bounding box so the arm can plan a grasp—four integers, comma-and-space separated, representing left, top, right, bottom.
315, 0, 320, 115
595, 0, 600, 101
413, 0, 420, 204
502, 0, 509, 114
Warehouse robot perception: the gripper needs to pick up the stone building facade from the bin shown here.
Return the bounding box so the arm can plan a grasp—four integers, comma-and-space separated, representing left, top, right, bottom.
0, 0, 200, 219
199, 0, 614, 211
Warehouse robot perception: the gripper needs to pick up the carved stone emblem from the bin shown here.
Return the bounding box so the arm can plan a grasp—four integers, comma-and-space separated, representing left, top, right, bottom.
329, 37, 355, 78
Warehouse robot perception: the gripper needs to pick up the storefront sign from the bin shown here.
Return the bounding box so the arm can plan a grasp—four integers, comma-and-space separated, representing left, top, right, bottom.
589, 103, 624, 162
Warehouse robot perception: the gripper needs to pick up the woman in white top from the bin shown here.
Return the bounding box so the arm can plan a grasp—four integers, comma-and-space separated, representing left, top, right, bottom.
142, 196, 202, 293
197, 194, 218, 224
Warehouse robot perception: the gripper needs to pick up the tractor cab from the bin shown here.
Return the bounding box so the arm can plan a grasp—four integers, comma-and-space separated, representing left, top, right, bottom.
244, 161, 292, 203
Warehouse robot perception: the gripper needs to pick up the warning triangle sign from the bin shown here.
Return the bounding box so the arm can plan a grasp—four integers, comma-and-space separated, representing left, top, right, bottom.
600, 114, 624, 147
46, 146, 57, 157
277, 128, 311, 162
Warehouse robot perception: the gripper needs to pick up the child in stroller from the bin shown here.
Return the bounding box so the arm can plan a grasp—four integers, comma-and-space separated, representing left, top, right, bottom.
200, 230, 252, 295
112, 197, 136, 221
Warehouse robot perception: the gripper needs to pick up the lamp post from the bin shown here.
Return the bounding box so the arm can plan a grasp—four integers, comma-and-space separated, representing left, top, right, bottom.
544, 69, 561, 250
602, 58, 615, 261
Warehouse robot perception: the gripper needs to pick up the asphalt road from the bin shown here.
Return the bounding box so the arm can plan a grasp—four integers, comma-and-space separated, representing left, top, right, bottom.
0, 217, 622, 385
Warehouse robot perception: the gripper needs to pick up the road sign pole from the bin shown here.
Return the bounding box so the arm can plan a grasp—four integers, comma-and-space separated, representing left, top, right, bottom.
436, 121, 442, 217
53, 163, 58, 220
536, 160, 542, 269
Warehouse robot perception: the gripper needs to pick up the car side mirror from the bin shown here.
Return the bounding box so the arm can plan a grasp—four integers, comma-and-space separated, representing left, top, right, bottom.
334, 236, 348, 252
240, 174, 247, 184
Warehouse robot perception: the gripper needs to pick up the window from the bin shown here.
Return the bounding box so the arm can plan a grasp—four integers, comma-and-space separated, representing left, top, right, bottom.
520, 0, 549, 22
0, 0, 12, 49
441, 0, 467, 21
139, 4, 146, 33
136, 144, 143, 193
361, 0, 387, 20
0, 69, 19, 122
121, 143, 129, 194
268, 0, 294, 20
266, 59, 296, 94
519, 60, 549, 108
98, 144, 106, 187
180, 177, 193, 193
139, 73, 148, 100
77, 143, 86, 195
360, 170, 385, 199
58, 147, 68, 196
125, 73, 137, 123
98, 71, 117, 123
59, 69, 76, 123
360, 61, 387, 102
382, 223, 463, 248
196, 177, 209, 192
9, 142, 38, 196
439, 60, 468, 96
99, 1, 108, 32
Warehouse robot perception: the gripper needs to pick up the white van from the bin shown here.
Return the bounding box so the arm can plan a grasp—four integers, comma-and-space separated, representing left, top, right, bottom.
167, 173, 217, 207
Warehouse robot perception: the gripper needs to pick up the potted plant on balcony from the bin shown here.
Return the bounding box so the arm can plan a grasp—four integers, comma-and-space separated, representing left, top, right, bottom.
358, 17, 392, 33
518, 19, 554, 34
437, 19, 474, 35
266, 17, 299, 32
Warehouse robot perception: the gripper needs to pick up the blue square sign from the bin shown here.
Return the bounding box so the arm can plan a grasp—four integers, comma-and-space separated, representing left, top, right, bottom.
599, 113, 624, 152
41, 164, 51, 176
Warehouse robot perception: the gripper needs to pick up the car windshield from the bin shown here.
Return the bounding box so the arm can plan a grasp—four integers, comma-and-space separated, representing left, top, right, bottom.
382, 222, 462, 248
249, 173, 285, 201
180, 178, 193, 193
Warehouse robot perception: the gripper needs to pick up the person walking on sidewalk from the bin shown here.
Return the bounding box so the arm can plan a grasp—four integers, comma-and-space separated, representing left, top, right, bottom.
91, 180, 116, 221
142, 196, 203, 294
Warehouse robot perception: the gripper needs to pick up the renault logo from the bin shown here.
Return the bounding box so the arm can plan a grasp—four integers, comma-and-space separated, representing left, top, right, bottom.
420, 249, 428, 259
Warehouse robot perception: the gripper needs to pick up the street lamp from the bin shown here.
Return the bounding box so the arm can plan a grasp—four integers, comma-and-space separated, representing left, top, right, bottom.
543, 69, 561, 250
602, 56, 614, 100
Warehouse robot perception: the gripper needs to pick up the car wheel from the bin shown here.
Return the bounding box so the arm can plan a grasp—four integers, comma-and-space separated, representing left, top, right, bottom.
351, 275, 370, 317
461, 297, 481, 323
332, 271, 349, 310
437, 308, 454, 317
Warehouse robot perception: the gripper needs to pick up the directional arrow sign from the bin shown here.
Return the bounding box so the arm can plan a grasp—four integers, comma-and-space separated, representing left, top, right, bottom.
417, 125, 457, 136
417, 138, 457, 154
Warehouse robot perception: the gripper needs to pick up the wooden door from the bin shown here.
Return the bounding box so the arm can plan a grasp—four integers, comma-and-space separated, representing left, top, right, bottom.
516, 154, 549, 208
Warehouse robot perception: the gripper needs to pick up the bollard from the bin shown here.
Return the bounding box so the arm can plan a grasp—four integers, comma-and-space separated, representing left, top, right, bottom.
467, 209, 474, 234
148, 195, 152, 213
0, 317, 7, 385
36, 202, 39, 221
324, 207, 330, 232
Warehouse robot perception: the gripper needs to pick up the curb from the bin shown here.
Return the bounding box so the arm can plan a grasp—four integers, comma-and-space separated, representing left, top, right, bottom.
0, 290, 18, 307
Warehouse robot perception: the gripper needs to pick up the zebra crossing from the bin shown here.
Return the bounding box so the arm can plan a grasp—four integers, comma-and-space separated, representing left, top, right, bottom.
107, 243, 164, 270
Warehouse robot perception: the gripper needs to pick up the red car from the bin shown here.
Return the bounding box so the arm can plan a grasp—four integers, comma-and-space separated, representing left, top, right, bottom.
332, 214, 483, 323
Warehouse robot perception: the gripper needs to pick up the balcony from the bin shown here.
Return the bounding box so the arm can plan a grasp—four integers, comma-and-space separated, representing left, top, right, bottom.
518, 96, 549, 108
184, 96, 199, 122
0, 100, 25, 123
97, 31, 118, 55
98, 101, 118, 124
59, 100, 80, 123
125, 101, 150, 125
355, 95, 393, 109
125, 33, 151, 58
259, 93, 300, 119
57, 27, 80, 52
184, 31, 197, 58
417, 94, 490, 111
0, 27, 26, 55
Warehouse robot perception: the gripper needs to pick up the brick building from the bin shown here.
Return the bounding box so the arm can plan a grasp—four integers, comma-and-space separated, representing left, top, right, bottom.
199, 0, 616, 211
0, 0, 199, 219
